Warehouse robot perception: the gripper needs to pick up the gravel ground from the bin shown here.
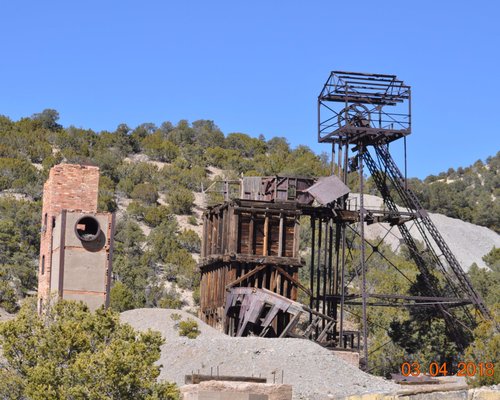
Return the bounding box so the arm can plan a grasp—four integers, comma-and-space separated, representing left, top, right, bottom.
121, 308, 399, 400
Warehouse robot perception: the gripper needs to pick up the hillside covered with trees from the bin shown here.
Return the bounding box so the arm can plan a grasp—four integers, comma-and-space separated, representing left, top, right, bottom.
0, 109, 499, 382
0, 109, 331, 314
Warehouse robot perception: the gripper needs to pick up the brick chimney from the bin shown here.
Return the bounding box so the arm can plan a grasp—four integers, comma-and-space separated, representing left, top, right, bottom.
38, 164, 114, 312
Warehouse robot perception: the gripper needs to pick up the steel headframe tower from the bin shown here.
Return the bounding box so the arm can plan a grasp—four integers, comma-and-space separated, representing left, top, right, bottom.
317, 71, 491, 370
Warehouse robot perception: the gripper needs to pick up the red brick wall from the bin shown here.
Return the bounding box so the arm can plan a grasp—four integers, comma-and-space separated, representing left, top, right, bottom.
38, 164, 100, 309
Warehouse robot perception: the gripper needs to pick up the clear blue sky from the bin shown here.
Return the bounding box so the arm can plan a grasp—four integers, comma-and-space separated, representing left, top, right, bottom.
1, 1, 499, 178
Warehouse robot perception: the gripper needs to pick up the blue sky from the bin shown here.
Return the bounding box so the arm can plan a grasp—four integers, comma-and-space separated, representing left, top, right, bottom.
1, 1, 499, 178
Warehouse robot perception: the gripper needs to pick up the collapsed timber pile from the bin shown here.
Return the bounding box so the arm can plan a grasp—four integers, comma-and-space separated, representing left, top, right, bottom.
121, 308, 398, 400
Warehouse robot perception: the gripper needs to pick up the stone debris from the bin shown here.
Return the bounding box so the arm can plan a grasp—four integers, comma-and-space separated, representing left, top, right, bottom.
121, 308, 399, 400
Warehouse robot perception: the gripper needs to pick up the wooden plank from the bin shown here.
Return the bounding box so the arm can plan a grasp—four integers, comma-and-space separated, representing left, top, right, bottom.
262, 266, 269, 291
201, 216, 206, 257
233, 206, 300, 215
284, 224, 294, 257
283, 270, 289, 298
279, 311, 302, 338
276, 270, 282, 295
239, 217, 249, 254
185, 375, 267, 384
292, 217, 300, 258
263, 215, 269, 256
211, 216, 217, 255
222, 254, 303, 267
237, 298, 264, 336
217, 211, 223, 253
228, 207, 235, 253
221, 208, 227, 254
278, 214, 284, 257
225, 264, 267, 289
233, 211, 239, 255
249, 216, 254, 255
206, 216, 211, 257
317, 320, 335, 343
259, 305, 281, 336
273, 265, 312, 296
216, 268, 220, 307
303, 316, 321, 338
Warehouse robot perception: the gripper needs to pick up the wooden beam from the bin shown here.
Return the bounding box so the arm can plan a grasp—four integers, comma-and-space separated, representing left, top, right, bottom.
233, 210, 239, 254
263, 215, 269, 256
186, 375, 267, 384
225, 264, 267, 289
201, 216, 207, 257
234, 207, 300, 216
237, 298, 265, 336
249, 215, 254, 255
228, 207, 236, 253
278, 213, 284, 257
221, 208, 227, 254
279, 311, 302, 338
317, 320, 335, 343
293, 217, 300, 258
273, 265, 311, 296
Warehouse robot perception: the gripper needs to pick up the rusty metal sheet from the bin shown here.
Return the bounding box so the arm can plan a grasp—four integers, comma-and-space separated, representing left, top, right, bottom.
305, 175, 350, 205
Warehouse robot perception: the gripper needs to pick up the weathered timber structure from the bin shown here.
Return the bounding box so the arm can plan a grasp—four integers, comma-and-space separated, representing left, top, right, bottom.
207, 175, 315, 204
199, 199, 303, 332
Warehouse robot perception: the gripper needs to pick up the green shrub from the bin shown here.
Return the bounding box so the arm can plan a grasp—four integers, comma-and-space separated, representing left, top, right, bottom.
142, 133, 179, 162
131, 183, 159, 205
165, 249, 197, 289
0, 299, 180, 399
116, 176, 135, 196
167, 187, 194, 215
192, 286, 200, 306
170, 313, 182, 321
0, 158, 39, 194
178, 229, 201, 253
116, 162, 159, 196
160, 164, 207, 192
178, 319, 200, 339
127, 201, 147, 220
0, 280, 18, 313
41, 153, 63, 171
98, 175, 117, 212
144, 205, 171, 227
188, 215, 198, 226
158, 289, 183, 310
109, 281, 136, 312
464, 307, 500, 386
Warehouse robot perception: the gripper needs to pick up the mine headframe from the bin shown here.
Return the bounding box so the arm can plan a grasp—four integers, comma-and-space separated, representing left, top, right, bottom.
317, 70, 492, 353
318, 71, 411, 146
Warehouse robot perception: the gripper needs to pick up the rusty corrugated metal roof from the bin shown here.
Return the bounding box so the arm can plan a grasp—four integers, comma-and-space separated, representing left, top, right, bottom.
305, 175, 350, 205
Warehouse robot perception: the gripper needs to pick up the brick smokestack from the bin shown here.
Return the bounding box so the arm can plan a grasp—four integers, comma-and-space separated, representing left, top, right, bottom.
38, 164, 113, 311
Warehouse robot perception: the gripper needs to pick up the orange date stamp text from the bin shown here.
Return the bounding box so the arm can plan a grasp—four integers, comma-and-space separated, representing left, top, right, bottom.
400, 362, 495, 377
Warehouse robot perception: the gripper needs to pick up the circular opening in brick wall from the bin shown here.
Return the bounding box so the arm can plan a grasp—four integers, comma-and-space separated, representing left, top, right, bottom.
75, 216, 101, 242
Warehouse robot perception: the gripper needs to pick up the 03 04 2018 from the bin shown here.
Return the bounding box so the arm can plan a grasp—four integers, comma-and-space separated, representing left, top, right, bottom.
400, 362, 495, 377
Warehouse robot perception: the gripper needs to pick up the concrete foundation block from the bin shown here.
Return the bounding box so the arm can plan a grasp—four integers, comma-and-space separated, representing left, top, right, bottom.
194, 392, 267, 400
180, 381, 292, 400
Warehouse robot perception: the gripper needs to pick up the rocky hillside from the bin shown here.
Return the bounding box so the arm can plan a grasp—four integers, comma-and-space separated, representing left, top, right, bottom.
355, 194, 500, 271
0, 110, 498, 314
